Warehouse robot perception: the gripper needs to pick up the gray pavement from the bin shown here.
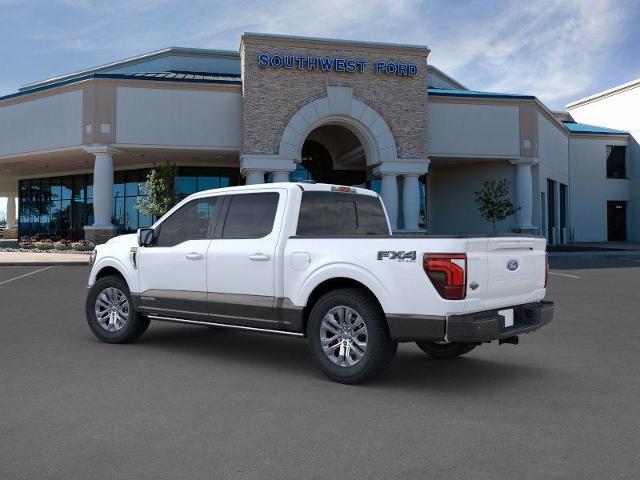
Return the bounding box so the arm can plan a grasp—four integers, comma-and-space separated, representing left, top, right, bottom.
0, 259, 639, 479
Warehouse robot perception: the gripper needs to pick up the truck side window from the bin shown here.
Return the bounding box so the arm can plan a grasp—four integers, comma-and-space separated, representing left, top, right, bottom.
222, 192, 279, 239
296, 191, 390, 236
156, 197, 218, 247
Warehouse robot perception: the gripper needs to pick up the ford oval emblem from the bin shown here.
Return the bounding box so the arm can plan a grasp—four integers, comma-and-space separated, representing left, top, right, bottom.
507, 259, 519, 271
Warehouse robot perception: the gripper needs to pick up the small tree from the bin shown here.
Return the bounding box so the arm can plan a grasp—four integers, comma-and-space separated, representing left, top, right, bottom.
136, 161, 178, 219
474, 179, 520, 234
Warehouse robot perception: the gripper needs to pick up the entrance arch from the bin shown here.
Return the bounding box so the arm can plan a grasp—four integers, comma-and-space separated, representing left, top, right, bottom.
278, 86, 398, 166
298, 124, 367, 185
269, 86, 427, 232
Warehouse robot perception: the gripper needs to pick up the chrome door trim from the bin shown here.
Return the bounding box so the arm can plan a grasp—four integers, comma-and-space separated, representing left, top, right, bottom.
147, 315, 304, 337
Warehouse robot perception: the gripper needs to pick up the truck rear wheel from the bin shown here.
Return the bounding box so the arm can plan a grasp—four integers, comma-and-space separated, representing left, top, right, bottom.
415, 341, 477, 359
307, 288, 397, 384
86, 275, 149, 344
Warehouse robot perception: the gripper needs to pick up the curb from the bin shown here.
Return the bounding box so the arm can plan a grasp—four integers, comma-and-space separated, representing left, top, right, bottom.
0, 262, 89, 266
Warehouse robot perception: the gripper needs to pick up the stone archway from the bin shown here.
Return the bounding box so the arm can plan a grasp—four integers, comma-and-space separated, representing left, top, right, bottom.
278, 86, 398, 166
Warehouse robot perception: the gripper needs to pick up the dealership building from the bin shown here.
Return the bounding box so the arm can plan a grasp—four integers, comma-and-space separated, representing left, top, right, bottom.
0, 33, 637, 243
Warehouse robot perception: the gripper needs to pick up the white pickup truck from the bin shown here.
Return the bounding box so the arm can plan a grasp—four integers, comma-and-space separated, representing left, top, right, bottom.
86, 182, 553, 384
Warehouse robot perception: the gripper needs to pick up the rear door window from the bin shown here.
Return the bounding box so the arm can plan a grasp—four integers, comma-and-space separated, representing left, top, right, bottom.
296, 191, 389, 236
222, 192, 280, 239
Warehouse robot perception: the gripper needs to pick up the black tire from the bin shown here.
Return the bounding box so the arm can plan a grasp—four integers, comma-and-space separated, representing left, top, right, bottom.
85, 275, 149, 344
307, 288, 397, 384
415, 341, 477, 359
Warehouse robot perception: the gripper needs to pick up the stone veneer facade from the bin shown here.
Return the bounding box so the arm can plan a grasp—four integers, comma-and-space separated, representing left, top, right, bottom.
240, 34, 429, 161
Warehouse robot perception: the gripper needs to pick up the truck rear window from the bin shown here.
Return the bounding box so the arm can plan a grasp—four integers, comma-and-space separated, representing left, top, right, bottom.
296, 191, 390, 236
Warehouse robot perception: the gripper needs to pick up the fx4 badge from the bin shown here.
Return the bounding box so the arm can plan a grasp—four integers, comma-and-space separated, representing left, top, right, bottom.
377, 251, 417, 262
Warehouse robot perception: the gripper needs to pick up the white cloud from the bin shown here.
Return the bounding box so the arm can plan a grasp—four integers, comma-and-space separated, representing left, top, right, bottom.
426, 0, 628, 107
2, 0, 634, 109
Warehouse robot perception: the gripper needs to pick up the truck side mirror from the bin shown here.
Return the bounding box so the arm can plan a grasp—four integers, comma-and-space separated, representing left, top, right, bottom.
138, 228, 155, 247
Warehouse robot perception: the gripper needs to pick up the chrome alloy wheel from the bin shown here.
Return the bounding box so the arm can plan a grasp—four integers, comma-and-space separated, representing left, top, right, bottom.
94, 287, 129, 332
320, 306, 368, 367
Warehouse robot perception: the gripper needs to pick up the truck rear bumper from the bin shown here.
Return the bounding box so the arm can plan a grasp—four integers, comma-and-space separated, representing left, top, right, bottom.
387, 301, 554, 343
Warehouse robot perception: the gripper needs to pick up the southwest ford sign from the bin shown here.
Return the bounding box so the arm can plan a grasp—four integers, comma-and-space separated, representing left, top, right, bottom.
257, 54, 418, 77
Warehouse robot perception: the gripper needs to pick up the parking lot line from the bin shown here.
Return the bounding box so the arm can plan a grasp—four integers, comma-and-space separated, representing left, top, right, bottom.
623, 258, 640, 263
548, 271, 581, 279
0, 266, 52, 286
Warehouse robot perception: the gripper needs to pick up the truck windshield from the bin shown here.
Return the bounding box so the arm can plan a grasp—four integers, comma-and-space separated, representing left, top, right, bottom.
296, 191, 390, 236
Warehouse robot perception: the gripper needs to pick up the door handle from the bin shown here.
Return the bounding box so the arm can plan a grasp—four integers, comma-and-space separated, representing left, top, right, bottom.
249, 253, 271, 261
185, 252, 203, 260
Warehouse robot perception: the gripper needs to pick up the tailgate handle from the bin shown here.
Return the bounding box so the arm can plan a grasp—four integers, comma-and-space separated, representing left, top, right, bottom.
488, 241, 535, 251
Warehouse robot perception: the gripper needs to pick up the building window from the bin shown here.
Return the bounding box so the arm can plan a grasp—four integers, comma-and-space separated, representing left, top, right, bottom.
18, 166, 240, 240
606, 146, 626, 179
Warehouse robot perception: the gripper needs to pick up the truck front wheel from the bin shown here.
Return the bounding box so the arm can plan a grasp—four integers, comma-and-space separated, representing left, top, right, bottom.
85, 275, 149, 344
415, 341, 477, 359
307, 288, 397, 384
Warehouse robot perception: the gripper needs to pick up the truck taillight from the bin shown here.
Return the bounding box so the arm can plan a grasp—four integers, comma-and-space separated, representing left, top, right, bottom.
545, 251, 549, 288
423, 253, 467, 300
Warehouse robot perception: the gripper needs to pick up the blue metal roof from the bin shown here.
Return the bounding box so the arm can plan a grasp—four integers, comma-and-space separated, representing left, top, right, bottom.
562, 121, 628, 135
0, 71, 242, 103
428, 87, 535, 100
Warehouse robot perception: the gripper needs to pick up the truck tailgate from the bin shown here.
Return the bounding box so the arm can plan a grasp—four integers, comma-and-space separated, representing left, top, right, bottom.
464, 237, 547, 312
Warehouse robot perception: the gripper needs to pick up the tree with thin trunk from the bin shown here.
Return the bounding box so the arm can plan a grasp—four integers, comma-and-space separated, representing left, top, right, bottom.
474, 179, 520, 234
135, 161, 178, 219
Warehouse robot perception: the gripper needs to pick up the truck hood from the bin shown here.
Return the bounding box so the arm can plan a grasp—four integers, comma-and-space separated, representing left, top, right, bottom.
105, 233, 137, 246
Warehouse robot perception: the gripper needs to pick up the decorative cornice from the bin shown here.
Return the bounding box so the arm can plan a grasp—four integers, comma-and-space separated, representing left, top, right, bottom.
241, 32, 430, 57
374, 159, 430, 175
509, 157, 538, 166
83, 144, 122, 155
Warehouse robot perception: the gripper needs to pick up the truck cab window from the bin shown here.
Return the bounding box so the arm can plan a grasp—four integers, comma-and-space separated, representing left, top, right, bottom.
221, 192, 280, 239
296, 191, 390, 236
156, 197, 218, 247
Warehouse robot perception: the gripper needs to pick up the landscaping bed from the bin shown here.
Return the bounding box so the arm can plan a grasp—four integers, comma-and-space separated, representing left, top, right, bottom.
0, 237, 96, 255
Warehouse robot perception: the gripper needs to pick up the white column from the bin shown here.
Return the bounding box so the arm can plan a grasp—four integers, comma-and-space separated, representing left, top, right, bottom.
272, 171, 290, 183
245, 170, 265, 185
91, 152, 114, 228
6, 195, 17, 228
510, 158, 536, 231
380, 174, 398, 231
401, 174, 421, 231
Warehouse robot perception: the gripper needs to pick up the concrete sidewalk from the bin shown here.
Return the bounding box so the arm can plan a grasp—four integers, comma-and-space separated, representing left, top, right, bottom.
0, 251, 89, 266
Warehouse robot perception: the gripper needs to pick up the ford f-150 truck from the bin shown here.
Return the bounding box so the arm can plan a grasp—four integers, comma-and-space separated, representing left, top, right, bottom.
86, 182, 553, 384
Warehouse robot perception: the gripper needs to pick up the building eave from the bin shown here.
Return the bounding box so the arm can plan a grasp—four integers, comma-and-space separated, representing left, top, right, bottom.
1, 73, 242, 105
427, 65, 467, 90
565, 78, 640, 109
19, 47, 241, 93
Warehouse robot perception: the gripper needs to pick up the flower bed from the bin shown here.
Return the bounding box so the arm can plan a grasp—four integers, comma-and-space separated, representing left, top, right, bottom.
9, 237, 96, 254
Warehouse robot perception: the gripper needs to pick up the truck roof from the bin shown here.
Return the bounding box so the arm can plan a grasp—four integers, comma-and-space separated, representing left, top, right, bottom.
190, 182, 380, 198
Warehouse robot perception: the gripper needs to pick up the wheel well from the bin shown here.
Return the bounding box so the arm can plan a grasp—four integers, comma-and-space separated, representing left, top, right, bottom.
301, 278, 383, 332
95, 266, 126, 283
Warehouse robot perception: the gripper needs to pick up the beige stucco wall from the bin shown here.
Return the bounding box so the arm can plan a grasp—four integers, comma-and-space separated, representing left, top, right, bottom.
427, 102, 520, 157
116, 86, 242, 148
429, 161, 517, 234
240, 35, 428, 160
0, 90, 83, 157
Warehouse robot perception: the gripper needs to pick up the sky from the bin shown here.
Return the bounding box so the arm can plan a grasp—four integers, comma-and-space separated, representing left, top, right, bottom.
1, 0, 640, 214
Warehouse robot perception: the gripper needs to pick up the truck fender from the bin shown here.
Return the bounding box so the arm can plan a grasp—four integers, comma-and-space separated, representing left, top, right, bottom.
294, 262, 392, 313
89, 256, 138, 293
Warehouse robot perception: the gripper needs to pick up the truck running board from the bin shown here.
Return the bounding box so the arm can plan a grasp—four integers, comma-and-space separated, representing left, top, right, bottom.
147, 315, 305, 338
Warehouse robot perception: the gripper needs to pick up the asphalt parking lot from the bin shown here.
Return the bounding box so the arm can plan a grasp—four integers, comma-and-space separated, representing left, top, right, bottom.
1, 257, 639, 479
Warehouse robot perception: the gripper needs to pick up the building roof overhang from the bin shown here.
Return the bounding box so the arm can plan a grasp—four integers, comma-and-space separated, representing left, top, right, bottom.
1, 72, 242, 104
19, 47, 240, 93
565, 78, 640, 109
428, 88, 630, 140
